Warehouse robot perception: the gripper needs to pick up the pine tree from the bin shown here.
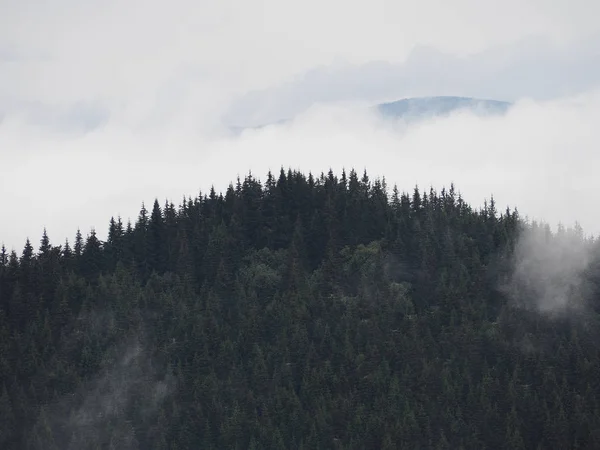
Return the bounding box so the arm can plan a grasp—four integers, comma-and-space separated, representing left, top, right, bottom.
81, 228, 103, 279
0, 245, 8, 312
148, 199, 166, 274
38, 229, 51, 258
105, 216, 124, 271
133, 203, 150, 278
74, 229, 83, 259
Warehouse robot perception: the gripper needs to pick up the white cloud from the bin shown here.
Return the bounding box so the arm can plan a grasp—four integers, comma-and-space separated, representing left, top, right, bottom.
2, 90, 600, 250
2, 0, 600, 103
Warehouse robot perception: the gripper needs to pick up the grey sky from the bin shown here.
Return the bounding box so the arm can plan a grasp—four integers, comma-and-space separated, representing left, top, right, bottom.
224, 34, 600, 126
1, 0, 600, 250
2, 0, 598, 102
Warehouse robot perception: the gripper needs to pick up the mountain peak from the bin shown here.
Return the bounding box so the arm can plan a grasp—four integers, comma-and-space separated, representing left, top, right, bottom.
376, 96, 512, 120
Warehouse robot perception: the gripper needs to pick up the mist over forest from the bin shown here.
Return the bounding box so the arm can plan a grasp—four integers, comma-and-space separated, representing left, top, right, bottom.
3, 0, 600, 448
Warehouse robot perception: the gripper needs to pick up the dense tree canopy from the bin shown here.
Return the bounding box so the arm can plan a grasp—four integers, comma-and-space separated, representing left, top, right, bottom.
1, 168, 599, 449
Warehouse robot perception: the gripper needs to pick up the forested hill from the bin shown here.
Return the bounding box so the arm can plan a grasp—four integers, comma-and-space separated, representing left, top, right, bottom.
1, 168, 600, 449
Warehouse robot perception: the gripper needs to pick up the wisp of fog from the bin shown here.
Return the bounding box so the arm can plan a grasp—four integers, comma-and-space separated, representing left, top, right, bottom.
501, 222, 596, 316
29, 308, 175, 449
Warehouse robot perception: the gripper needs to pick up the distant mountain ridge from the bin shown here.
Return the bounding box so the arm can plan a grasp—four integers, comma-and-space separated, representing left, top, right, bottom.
376, 96, 511, 120
228, 96, 512, 134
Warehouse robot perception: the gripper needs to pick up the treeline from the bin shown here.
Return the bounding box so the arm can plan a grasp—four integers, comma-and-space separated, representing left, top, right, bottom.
1, 168, 599, 449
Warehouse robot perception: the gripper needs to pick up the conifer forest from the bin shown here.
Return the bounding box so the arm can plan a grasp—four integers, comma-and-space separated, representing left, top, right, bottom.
2, 168, 600, 449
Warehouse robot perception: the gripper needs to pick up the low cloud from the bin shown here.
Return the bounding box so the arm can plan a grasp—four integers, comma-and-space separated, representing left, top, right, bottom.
2, 89, 600, 251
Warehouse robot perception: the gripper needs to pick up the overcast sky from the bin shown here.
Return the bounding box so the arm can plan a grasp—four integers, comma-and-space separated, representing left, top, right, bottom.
224, 33, 600, 126
2, 0, 600, 250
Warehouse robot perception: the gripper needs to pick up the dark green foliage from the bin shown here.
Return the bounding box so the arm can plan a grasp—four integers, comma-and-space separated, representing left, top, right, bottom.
0, 168, 599, 449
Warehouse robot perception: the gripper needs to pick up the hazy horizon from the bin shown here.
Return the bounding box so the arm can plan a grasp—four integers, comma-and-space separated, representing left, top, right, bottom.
2, 0, 600, 250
